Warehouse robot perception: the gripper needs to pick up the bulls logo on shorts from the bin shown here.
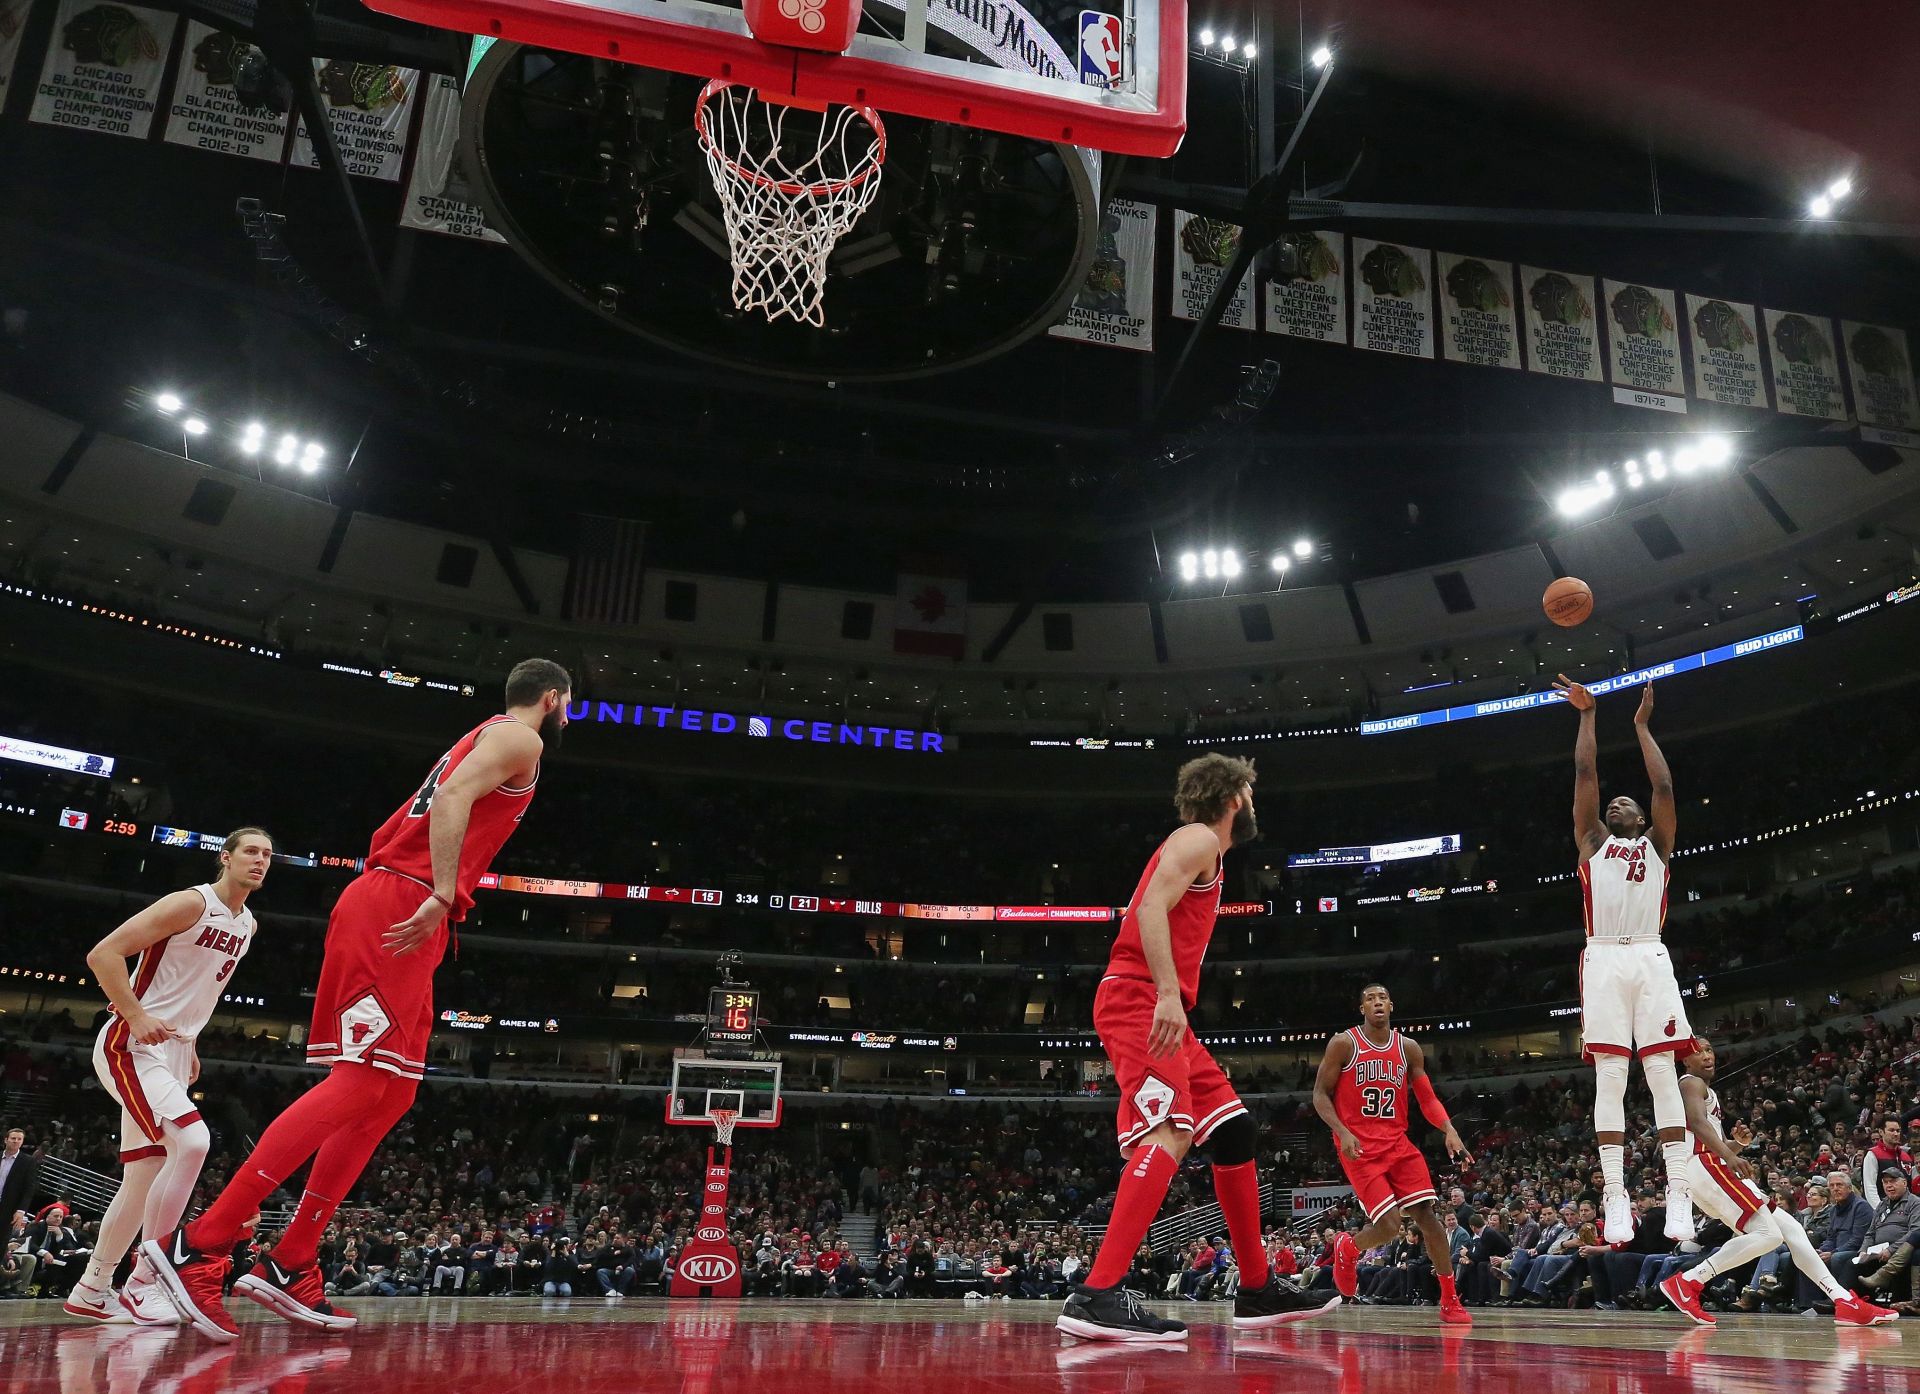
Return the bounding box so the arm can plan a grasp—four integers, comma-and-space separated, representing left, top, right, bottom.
337, 993, 394, 1061
1134, 1076, 1176, 1127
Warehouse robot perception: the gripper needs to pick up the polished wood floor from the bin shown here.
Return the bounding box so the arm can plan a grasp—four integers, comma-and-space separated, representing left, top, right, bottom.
4, 1297, 1914, 1393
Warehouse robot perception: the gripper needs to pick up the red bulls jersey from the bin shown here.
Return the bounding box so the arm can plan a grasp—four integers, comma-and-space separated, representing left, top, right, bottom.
1103, 834, 1223, 1010
1334, 1027, 1410, 1146
366, 716, 537, 918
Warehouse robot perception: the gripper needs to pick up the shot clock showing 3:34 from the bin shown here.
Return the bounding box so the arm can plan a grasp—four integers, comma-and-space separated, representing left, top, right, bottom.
708, 987, 760, 1047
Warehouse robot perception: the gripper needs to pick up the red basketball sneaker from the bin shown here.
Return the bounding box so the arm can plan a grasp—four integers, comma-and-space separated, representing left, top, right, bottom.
1331, 1231, 1359, 1299
1658, 1272, 1714, 1326
1833, 1293, 1899, 1327
139, 1231, 239, 1344
1439, 1293, 1473, 1326
233, 1254, 358, 1331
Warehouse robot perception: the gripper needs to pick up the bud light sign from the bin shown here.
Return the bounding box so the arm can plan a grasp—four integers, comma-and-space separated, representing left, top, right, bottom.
1079, 10, 1124, 88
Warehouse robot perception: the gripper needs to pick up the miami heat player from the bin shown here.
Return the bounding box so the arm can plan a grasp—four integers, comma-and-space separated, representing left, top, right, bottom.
1554, 675, 1694, 1246
1312, 984, 1472, 1325
145, 659, 570, 1343
1058, 754, 1336, 1341
62, 828, 273, 1325
1657, 1037, 1895, 1327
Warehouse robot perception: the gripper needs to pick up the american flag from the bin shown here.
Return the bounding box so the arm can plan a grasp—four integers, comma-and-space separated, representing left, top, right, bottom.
564, 514, 648, 626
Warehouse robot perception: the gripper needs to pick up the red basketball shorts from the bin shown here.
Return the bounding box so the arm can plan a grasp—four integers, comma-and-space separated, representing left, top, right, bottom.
1095, 975, 1246, 1154
1336, 1132, 1437, 1222
306, 869, 449, 1082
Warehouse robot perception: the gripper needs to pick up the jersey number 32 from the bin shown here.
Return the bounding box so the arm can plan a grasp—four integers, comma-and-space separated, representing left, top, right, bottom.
1359, 1087, 1397, 1118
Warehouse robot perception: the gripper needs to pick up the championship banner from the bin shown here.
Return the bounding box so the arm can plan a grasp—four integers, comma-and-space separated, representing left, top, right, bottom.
161, 23, 291, 163
0, 0, 30, 101
399, 74, 505, 243
1763, 308, 1847, 421
291, 59, 419, 182
1685, 294, 1765, 410
1170, 211, 1252, 329
1353, 239, 1434, 358
1263, 232, 1346, 343
1520, 266, 1601, 382
1050, 198, 1155, 350
1437, 253, 1519, 369
1841, 321, 1920, 437
28, 0, 178, 141
1603, 280, 1685, 412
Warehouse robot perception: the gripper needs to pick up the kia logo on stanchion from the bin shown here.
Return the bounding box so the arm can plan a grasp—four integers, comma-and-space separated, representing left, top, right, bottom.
705, 1181, 726, 1193
696, 1225, 727, 1242
681, 1253, 736, 1284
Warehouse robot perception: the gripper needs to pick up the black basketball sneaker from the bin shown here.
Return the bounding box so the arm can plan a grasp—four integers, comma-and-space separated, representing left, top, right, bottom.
1232, 1275, 1343, 1329
1056, 1284, 1189, 1342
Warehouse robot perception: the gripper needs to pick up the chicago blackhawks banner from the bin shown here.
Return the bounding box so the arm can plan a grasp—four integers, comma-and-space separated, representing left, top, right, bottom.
1049, 198, 1155, 351
1841, 321, 1920, 439
1437, 253, 1519, 370
28, 0, 178, 140
0, 0, 29, 102
1763, 309, 1847, 421
1353, 239, 1433, 359
162, 22, 291, 162
292, 58, 420, 182
1684, 294, 1765, 410
1262, 232, 1347, 344
399, 74, 505, 242
1603, 280, 1685, 412
1170, 211, 1252, 329
1519, 266, 1601, 382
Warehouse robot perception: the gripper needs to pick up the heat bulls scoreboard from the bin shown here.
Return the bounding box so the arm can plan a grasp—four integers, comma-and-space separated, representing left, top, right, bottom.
707, 987, 760, 1050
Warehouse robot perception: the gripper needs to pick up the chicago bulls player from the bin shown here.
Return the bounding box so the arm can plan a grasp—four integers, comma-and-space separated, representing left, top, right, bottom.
1058, 754, 1336, 1341
1312, 984, 1472, 1325
1658, 1038, 1895, 1327
1554, 675, 1695, 1247
144, 659, 569, 1343
62, 828, 272, 1325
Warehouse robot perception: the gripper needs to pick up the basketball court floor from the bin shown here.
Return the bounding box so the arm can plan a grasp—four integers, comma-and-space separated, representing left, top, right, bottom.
4, 1301, 1914, 1393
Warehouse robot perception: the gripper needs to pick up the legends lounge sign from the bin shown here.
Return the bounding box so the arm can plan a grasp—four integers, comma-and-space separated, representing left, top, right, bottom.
568, 701, 947, 753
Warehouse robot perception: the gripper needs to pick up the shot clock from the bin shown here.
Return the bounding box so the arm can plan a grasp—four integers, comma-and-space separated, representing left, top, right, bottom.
707, 987, 760, 1047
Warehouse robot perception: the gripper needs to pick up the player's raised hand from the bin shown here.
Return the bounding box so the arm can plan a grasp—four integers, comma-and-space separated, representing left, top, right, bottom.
1443, 1126, 1474, 1166
1730, 1121, 1755, 1148
126, 1007, 176, 1045
1634, 681, 1655, 725
386, 893, 450, 956
1552, 673, 1594, 710
1148, 990, 1187, 1058
1335, 1128, 1365, 1161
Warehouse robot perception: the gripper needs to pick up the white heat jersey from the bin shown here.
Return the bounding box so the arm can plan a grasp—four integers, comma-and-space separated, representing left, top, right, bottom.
120, 884, 256, 1041
1577, 834, 1669, 941
1693, 1085, 1726, 1155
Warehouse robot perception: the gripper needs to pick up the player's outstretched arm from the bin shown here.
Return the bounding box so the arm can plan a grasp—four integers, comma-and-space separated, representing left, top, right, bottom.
1311, 1034, 1362, 1158
1679, 1073, 1748, 1177
1404, 1038, 1472, 1164
386, 720, 544, 955
1554, 674, 1607, 858
1634, 682, 1677, 861
1136, 823, 1218, 1057
85, 890, 207, 1043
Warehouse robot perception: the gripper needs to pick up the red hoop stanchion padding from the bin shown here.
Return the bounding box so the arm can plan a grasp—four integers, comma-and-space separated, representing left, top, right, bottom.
671, 1115, 745, 1298
694, 79, 886, 327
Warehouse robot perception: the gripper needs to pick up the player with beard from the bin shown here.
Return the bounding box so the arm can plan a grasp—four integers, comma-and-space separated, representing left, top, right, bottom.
1059, 754, 1337, 1341
144, 659, 571, 1342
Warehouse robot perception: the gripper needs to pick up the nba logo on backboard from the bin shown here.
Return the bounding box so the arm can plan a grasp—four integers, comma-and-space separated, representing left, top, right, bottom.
1078, 11, 1124, 89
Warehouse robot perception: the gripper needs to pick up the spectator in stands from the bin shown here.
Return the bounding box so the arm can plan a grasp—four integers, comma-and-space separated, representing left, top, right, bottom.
1461, 1208, 1511, 1305
432, 1231, 468, 1296
543, 1236, 577, 1297
1844, 1169, 1920, 1293
978, 1248, 1013, 1299
1863, 1121, 1914, 1203
782, 1239, 819, 1296
0, 1128, 39, 1223
30, 1206, 86, 1296
2, 1211, 37, 1298
829, 1243, 867, 1298
1179, 1238, 1217, 1299
468, 1229, 501, 1295
905, 1239, 936, 1297
1820, 1171, 1874, 1298
594, 1232, 637, 1297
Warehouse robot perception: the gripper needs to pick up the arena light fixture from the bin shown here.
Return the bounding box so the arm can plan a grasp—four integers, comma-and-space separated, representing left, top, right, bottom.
1809, 194, 1833, 218
182, 417, 209, 437
1219, 35, 1236, 52
1221, 551, 1242, 578
1292, 538, 1313, 560
1311, 44, 1333, 67
154, 392, 183, 414
1242, 44, 1256, 59
1198, 27, 1214, 45
1270, 553, 1290, 573
1649, 459, 1669, 480
239, 422, 265, 454
1700, 435, 1733, 466
1829, 176, 1853, 200
1202, 548, 1221, 579
1178, 551, 1199, 582
274, 434, 299, 466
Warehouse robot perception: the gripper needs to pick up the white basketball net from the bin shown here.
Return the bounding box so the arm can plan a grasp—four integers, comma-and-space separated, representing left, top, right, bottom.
709, 1108, 739, 1147
694, 80, 886, 327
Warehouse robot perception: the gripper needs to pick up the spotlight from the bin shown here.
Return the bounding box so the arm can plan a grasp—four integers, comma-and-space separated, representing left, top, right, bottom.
182, 417, 208, 436
239, 433, 262, 454
155, 392, 183, 414
1649, 460, 1669, 481
1198, 27, 1214, 44
1626, 467, 1644, 489
275, 434, 299, 466
1310, 44, 1332, 67
1221, 552, 1242, 578
302, 442, 325, 463
1700, 435, 1733, 466
1828, 176, 1852, 200
1202, 549, 1220, 579
1292, 538, 1312, 559
1645, 450, 1663, 466
298, 454, 321, 476
1270, 554, 1290, 573
1809, 195, 1832, 218
1178, 551, 1199, 581
1242, 44, 1256, 58
1220, 35, 1235, 52
1556, 488, 1584, 517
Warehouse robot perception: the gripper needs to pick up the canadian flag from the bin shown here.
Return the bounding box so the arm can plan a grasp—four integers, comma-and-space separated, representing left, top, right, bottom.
893, 572, 967, 658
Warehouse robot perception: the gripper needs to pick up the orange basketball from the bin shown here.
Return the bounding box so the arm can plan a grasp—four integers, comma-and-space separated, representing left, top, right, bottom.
1544, 576, 1593, 627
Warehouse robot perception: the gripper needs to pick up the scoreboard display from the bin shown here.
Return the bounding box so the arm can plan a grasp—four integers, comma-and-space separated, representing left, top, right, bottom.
707, 988, 760, 1047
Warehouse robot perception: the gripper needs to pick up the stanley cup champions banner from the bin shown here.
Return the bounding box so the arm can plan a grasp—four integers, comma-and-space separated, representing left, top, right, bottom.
29, 0, 179, 140
292, 58, 420, 181
1170, 211, 1252, 329
400, 74, 505, 242
1049, 198, 1156, 351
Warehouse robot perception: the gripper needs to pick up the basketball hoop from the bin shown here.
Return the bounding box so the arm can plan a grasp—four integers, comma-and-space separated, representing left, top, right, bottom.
709, 1107, 740, 1147
693, 79, 886, 327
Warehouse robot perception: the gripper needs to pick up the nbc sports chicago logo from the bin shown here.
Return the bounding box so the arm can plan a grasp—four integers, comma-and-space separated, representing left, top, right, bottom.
568, 700, 945, 753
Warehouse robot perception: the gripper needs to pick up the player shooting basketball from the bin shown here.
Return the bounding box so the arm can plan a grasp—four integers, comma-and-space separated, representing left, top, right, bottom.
1553, 675, 1694, 1246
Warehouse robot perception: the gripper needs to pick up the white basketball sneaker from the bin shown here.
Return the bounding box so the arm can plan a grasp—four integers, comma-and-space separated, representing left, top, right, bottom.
120, 1279, 182, 1325
1602, 1192, 1635, 1245
62, 1281, 134, 1324
1664, 1190, 1697, 1243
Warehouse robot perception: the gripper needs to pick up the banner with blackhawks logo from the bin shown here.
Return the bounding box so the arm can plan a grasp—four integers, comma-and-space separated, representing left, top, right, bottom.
1170, 210, 1252, 330
28, 0, 178, 140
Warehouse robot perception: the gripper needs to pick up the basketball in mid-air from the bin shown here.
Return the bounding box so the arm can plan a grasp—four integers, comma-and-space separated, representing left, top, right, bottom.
1543, 576, 1593, 627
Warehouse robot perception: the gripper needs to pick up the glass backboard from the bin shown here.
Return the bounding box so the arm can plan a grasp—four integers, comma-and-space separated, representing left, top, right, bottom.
667, 1056, 784, 1128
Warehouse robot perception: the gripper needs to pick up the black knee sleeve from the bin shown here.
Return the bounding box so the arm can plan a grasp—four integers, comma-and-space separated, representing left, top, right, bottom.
1204, 1113, 1258, 1167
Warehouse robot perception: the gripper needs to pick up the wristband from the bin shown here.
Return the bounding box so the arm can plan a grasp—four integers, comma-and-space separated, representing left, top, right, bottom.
431, 892, 453, 911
